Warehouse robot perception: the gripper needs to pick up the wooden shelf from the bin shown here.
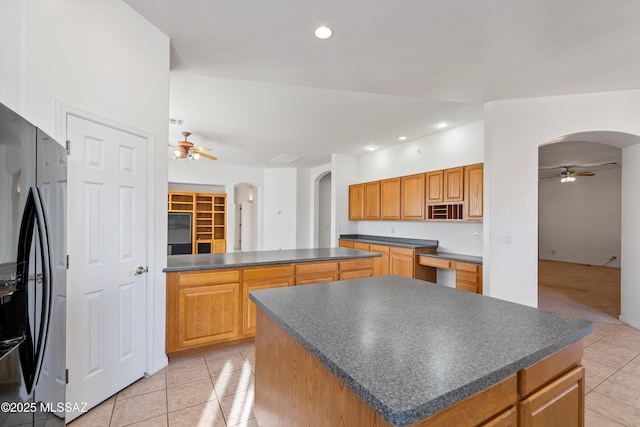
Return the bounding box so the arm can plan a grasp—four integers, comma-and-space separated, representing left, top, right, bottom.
169, 191, 227, 254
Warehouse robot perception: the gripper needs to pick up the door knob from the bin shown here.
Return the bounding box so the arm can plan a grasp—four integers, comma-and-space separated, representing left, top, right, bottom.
135, 266, 148, 276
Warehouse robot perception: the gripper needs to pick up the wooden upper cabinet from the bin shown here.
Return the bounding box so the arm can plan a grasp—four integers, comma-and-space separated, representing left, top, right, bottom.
426, 171, 444, 204
464, 163, 484, 221
364, 181, 381, 220
444, 167, 464, 202
380, 178, 401, 220
401, 173, 425, 220
348, 184, 365, 220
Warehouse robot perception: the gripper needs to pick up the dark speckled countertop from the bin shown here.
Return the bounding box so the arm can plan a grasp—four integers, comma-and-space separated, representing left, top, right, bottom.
163, 247, 380, 272
339, 234, 438, 249
250, 275, 592, 426
419, 251, 483, 264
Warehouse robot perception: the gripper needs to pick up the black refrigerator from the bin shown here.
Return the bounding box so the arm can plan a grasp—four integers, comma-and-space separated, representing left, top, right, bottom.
0, 103, 66, 426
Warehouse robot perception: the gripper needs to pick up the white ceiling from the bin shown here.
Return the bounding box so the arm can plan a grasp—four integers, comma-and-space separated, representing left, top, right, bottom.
124, 0, 640, 168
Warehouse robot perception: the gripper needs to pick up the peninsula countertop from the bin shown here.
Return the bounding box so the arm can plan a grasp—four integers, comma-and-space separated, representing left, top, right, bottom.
249, 275, 592, 426
163, 247, 381, 273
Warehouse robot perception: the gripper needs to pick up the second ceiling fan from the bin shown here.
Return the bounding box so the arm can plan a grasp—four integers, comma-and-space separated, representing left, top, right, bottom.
541, 162, 618, 183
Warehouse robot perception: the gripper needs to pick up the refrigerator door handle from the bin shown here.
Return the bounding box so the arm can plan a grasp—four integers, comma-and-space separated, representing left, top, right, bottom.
31, 187, 52, 392
15, 187, 53, 394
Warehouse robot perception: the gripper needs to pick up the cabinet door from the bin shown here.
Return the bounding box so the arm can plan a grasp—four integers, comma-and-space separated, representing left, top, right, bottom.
390, 247, 415, 278
444, 167, 464, 202
380, 178, 401, 220
519, 366, 584, 427
364, 181, 381, 220
349, 184, 365, 220
465, 163, 484, 221
177, 282, 240, 349
369, 244, 390, 276
243, 277, 293, 336
426, 170, 444, 204
401, 173, 425, 220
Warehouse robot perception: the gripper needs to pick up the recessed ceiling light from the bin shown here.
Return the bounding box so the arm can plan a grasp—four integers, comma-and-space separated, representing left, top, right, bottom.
366, 145, 377, 151
398, 136, 407, 141
314, 26, 333, 40
437, 122, 448, 129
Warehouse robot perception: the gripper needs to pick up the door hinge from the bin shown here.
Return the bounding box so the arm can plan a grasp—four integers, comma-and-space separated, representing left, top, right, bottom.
66, 254, 69, 270
66, 140, 71, 155
65, 369, 69, 384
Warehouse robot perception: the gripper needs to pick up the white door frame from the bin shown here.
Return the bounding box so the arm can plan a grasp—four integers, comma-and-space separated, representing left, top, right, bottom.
55, 102, 159, 380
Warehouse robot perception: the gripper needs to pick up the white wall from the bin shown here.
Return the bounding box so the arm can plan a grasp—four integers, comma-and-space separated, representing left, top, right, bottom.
539, 167, 621, 267
318, 172, 332, 248
359, 121, 485, 181
296, 167, 312, 249
0, 1, 170, 373
331, 153, 360, 246
263, 168, 297, 250
485, 90, 640, 329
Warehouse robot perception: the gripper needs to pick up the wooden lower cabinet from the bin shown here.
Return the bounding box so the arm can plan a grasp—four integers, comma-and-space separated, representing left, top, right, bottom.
166, 269, 241, 354
369, 244, 390, 276
295, 261, 338, 285
339, 258, 374, 280
342, 240, 436, 280
167, 257, 375, 357
519, 366, 584, 427
242, 265, 294, 336
455, 261, 483, 294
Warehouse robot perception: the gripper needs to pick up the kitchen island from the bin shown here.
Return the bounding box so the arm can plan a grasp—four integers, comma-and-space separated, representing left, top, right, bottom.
163, 248, 381, 357
250, 275, 592, 426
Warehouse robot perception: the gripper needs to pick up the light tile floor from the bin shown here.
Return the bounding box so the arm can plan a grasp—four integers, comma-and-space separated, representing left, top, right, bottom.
68, 324, 640, 427
68, 344, 257, 427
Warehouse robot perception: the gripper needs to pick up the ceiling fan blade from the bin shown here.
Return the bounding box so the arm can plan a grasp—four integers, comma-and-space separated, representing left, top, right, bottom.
573, 172, 595, 176
198, 152, 218, 160
196, 147, 212, 152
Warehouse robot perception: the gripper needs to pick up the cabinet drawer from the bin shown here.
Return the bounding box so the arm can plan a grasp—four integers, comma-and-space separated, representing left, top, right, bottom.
176, 270, 240, 287
339, 258, 373, 271
296, 262, 338, 275
243, 265, 294, 281
456, 271, 479, 285
389, 246, 414, 257
339, 270, 372, 280
369, 244, 390, 254
455, 261, 480, 273
296, 274, 338, 285
518, 340, 583, 397
339, 240, 354, 248
419, 257, 451, 269
353, 242, 370, 251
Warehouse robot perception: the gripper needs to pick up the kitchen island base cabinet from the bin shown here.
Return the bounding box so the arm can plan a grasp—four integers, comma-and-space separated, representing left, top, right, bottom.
254, 308, 585, 427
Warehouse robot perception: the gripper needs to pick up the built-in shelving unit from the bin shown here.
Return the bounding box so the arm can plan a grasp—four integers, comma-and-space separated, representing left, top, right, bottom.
168, 191, 226, 254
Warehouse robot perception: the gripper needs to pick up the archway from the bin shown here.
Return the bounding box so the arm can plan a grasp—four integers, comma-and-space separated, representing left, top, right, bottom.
314, 171, 332, 248
536, 131, 638, 323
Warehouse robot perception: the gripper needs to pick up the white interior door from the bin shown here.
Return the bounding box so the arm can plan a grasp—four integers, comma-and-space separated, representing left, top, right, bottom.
65, 115, 147, 421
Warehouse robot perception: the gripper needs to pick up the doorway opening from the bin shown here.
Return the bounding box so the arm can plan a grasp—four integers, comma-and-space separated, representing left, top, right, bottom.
234, 183, 257, 251
538, 137, 623, 323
